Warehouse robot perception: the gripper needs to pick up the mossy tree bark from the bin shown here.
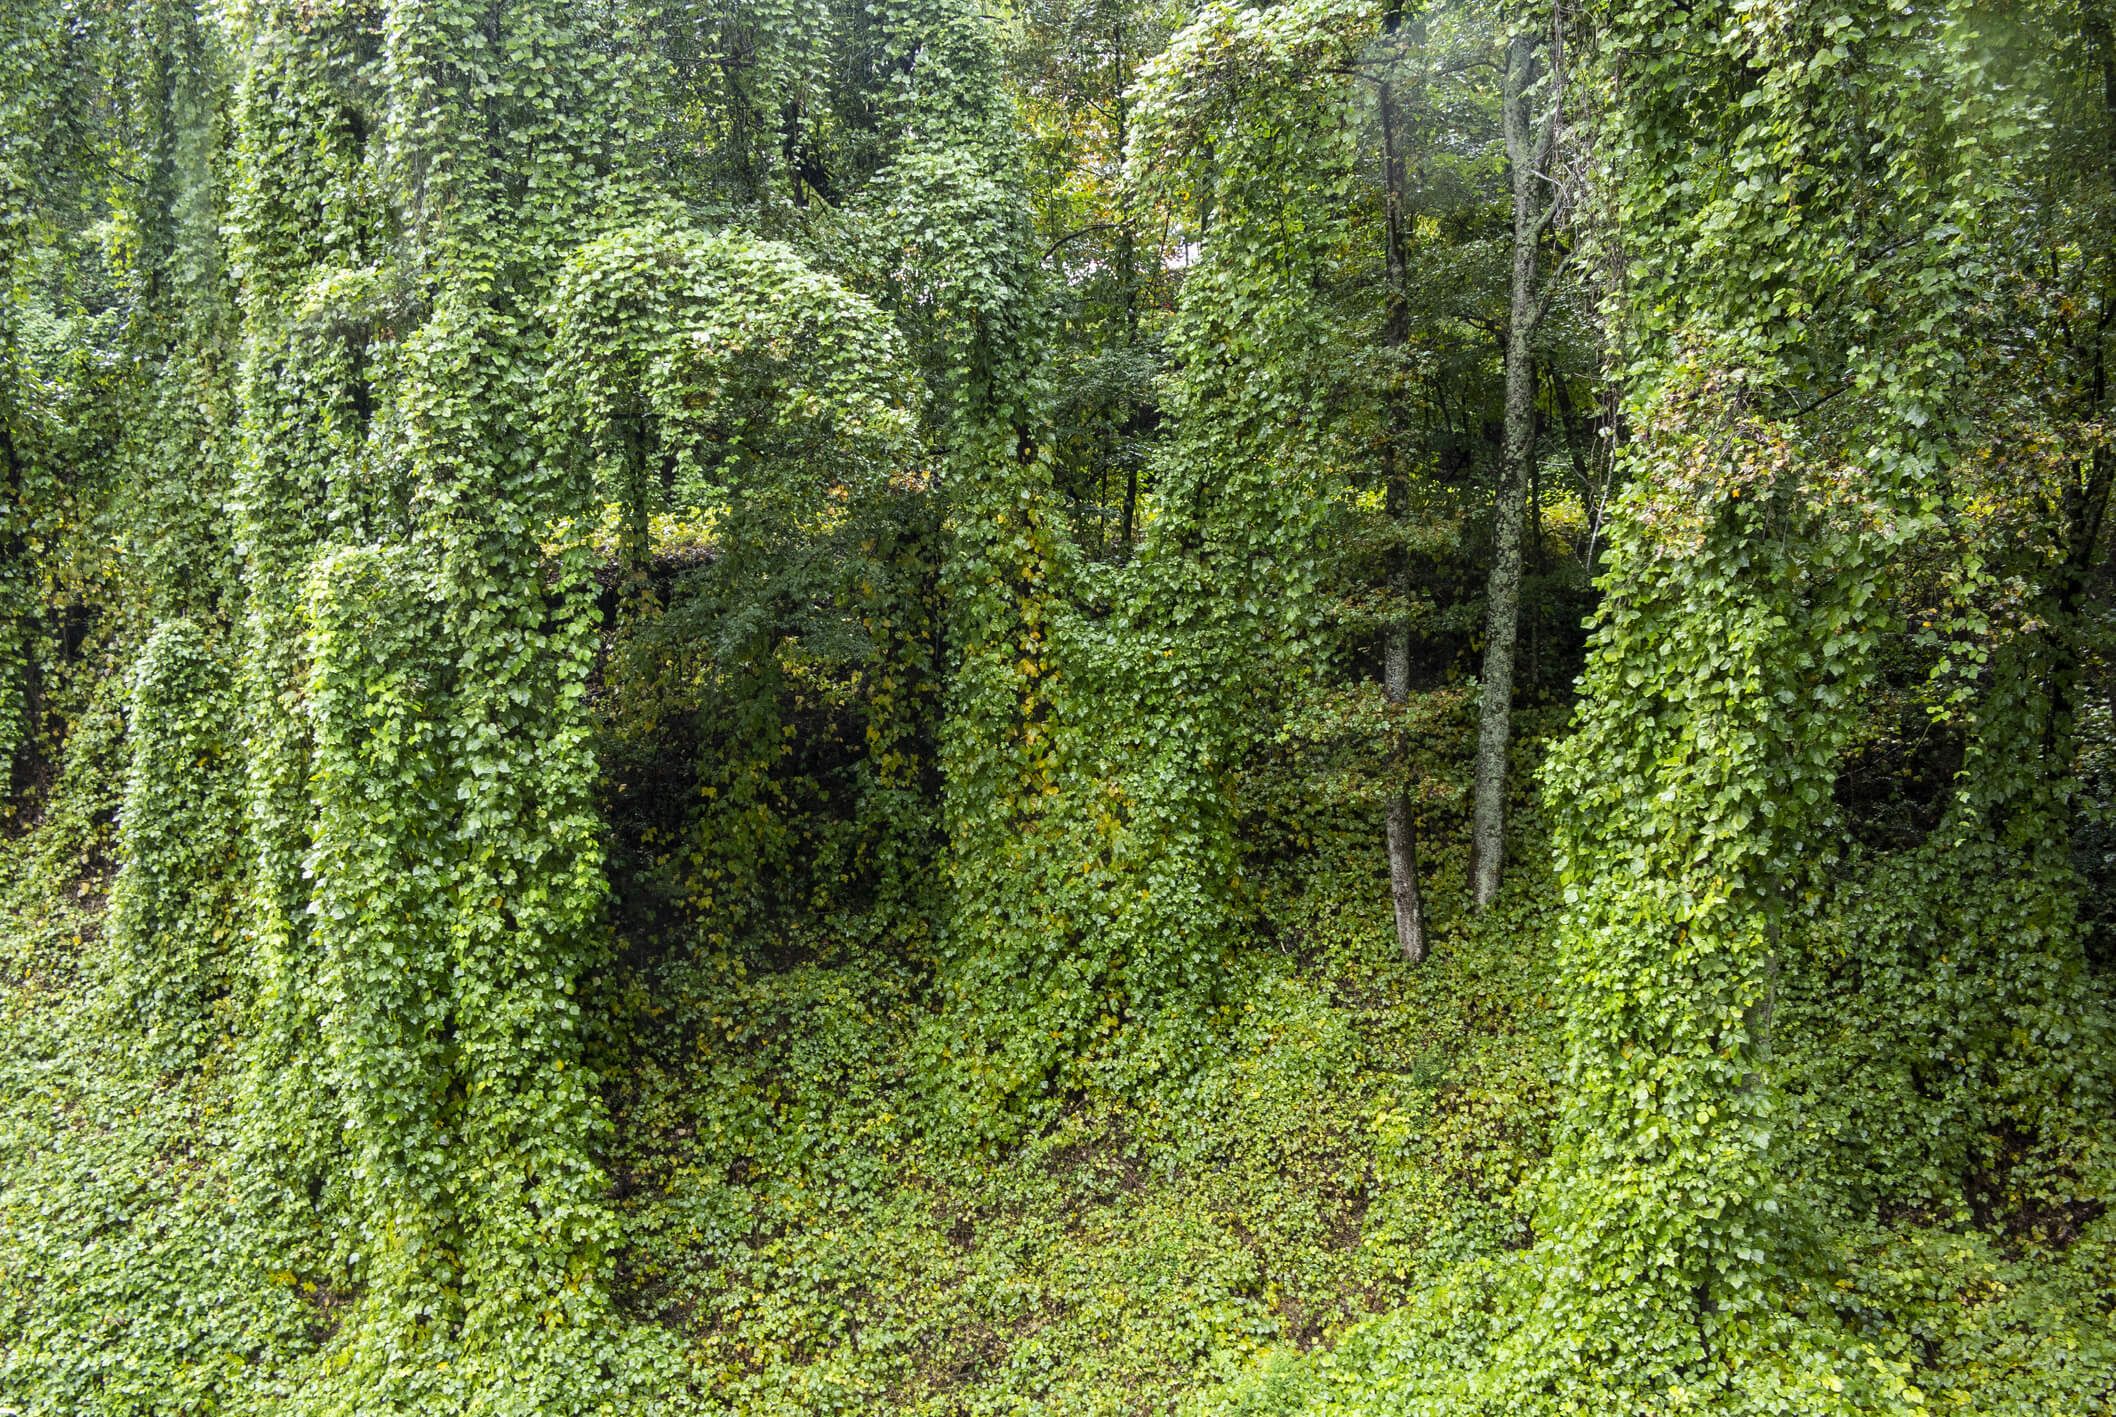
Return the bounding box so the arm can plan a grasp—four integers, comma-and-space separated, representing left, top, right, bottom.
1470, 24, 1559, 909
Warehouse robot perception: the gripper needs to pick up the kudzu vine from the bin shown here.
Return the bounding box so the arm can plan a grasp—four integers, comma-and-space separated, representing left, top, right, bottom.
111, 618, 241, 1056
10, 0, 2114, 1412
1189, 2, 2116, 1413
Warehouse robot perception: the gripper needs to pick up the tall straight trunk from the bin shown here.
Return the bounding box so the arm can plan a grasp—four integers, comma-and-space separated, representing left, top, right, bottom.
1469, 30, 1555, 909
1385, 634, 1424, 961
1114, 33, 1146, 567
616, 405, 655, 616
1552, 368, 1591, 492
1378, 4, 1424, 963
1528, 386, 1542, 701
2051, 17, 2116, 758
0, 415, 28, 786
1113, 23, 1138, 563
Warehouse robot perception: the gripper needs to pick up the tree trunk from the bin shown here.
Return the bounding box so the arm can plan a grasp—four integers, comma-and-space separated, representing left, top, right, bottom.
1118, 463, 1139, 563
1114, 26, 1140, 565
1552, 368, 1592, 501
1469, 30, 1552, 910
1528, 386, 1542, 702
616, 405, 654, 614
1384, 596, 1425, 962
1378, 10, 1424, 963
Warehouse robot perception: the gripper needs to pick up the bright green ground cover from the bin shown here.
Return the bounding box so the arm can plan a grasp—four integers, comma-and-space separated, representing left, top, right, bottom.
1, 713, 2109, 1415
596, 875, 1555, 1413
0, 700, 1555, 1414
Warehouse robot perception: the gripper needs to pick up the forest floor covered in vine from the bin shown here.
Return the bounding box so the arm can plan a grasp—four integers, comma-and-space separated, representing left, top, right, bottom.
0, 694, 1566, 1414
3, 701, 2113, 1415
592, 858, 1557, 1413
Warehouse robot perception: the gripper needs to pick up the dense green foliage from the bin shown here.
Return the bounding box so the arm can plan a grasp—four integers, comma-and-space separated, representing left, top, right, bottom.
1, 0, 2111, 1413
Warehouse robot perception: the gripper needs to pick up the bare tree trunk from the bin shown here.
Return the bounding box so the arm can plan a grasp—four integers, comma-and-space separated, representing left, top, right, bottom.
1384, 586, 1425, 960
1385, 736, 1425, 960
1469, 29, 1556, 910
1528, 386, 1542, 702
1378, 7, 1424, 963
1553, 367, 1592, 500
1114, 26, 1140, 565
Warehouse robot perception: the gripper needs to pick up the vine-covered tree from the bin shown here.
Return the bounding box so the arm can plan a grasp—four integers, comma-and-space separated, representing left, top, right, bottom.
0, 1, 2110, 1413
